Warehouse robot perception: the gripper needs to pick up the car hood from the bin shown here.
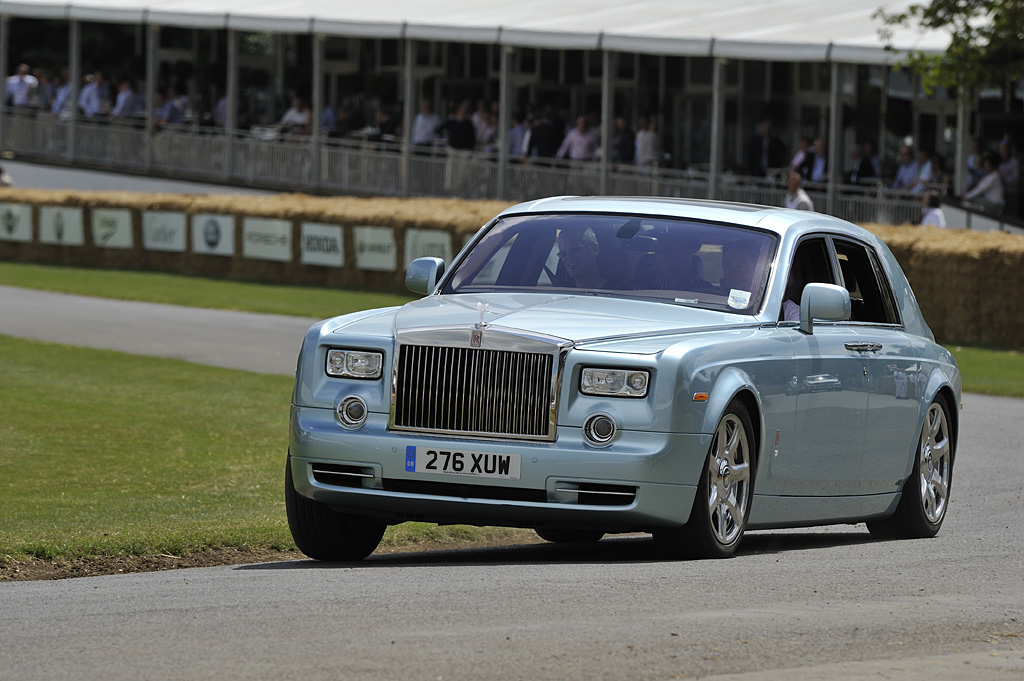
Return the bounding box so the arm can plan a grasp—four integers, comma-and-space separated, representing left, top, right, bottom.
383, 293, 752, 347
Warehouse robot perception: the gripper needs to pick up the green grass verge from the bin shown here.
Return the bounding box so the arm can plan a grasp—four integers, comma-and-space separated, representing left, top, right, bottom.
0, 335, 528, 564
945, 345, 1024, 399
0, 262, 415, 319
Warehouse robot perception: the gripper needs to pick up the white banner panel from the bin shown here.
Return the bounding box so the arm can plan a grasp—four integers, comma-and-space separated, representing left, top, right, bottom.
92, 208, 133, 249
404, 228, 452, 267
301, 222, 344, 268
39, 206, 85, 246
192, 214, 235, 257
243, 217, 292, 262
0, 203, 32, 242
142, 211, 187, 252
354, 226, 396, 271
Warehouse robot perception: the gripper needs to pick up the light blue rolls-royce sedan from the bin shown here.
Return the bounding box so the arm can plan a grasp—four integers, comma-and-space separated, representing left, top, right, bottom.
286, 197, 961, 560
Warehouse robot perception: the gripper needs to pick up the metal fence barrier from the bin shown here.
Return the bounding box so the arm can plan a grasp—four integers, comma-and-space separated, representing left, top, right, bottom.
1, 109, 928, 225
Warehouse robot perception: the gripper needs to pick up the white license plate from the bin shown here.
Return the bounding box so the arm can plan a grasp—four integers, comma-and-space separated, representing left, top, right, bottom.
404, 446, 521, 480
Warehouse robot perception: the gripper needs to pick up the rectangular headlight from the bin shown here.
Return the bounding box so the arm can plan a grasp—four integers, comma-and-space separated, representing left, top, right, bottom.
580, 368, 649, 398
325, 349, 384, 379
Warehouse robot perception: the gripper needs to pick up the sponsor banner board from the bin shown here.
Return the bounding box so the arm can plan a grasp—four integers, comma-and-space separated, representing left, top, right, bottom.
354, 225, 396, 271
243, 217, 292, 262
0, 203, 32, 242
142, 211, 187, 252
92, 208, 133, 249
300, 222, 344, 268
192, 214, 234, 257
404, 228, 452, 267
39, 206, 85, 246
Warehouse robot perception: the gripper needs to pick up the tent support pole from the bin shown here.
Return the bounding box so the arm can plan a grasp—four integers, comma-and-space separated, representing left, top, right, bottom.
68, 20, 81, 162
401, 37, 414, 197
312, 33, 324, 188
600, 49, 611, 195
0, 16, 8, 151
145, 24, 157, 172
498, 43, 510, 200
709, 58, 724, 200
225, 29, 238, 180
954, 79, 967, 196
827, 61, 841, 215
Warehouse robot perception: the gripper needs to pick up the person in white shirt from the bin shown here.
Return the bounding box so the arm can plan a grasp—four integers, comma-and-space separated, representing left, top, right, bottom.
784, 172, 814, 211
634, 116, 660, 167
411, 100, 440, 146
5, 64, 38, 107
920, 191, 946, 228
279, 96, 310, 133
962, 154, 1005, 215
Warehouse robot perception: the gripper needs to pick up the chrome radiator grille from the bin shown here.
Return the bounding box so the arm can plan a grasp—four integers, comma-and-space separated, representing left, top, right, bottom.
393, 344, 555, 439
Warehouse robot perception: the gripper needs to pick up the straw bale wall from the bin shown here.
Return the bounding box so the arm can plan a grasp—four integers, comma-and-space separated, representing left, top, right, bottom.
1, 188, 1021, 349
865, 224, 1024, 349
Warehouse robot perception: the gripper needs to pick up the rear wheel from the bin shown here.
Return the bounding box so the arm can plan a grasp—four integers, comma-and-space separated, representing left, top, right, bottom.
535, 529, 605, 544
654, 400, 755, 559
285, 456, 386, 561
867, 397, 953, 540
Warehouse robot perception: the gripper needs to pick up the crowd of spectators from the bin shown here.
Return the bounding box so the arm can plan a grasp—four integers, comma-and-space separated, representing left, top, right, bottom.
6, 61, 1023, 219
4, 61, 195, 131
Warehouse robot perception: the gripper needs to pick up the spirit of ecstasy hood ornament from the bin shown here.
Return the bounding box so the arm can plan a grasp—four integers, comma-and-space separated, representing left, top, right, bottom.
476, 302, 490, 329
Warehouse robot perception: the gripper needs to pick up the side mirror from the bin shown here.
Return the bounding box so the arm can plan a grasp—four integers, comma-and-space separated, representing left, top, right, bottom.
405, 257, 446, 295
799, 283, 851, 334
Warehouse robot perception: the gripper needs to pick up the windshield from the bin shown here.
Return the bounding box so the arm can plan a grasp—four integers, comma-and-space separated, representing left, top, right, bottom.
443, 213, 778, 314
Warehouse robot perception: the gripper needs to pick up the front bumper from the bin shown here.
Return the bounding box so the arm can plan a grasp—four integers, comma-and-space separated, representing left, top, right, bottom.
289, 405, 711, 532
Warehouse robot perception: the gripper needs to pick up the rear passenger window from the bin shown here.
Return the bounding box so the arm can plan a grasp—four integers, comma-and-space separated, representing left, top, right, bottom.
833, 240, 900, 325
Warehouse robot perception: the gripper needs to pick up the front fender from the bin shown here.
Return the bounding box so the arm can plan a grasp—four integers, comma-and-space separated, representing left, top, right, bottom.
700, 367, 764, 445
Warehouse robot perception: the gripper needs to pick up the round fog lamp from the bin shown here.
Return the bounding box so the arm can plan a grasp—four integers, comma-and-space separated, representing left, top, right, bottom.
583, 413, 617, 446
337, 395, 368, 429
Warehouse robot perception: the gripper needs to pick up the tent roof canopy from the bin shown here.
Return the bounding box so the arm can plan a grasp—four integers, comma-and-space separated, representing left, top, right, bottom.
0, 1, 951, 64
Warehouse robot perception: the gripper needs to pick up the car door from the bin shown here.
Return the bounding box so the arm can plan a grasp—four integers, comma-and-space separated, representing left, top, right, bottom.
780, 237, 870, 497
831, 238, 922, 495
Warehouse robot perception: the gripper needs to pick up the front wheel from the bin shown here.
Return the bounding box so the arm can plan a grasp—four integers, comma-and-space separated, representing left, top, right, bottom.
654, 400, 756, 559
285, 456, 386, 561
867, 397, 953, 540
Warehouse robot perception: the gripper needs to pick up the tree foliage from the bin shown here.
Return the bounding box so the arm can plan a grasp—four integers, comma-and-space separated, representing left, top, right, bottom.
875, 0, 1024, 94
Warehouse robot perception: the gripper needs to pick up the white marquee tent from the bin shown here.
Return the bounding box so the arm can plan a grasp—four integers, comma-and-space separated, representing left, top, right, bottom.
0, 0, 949, 64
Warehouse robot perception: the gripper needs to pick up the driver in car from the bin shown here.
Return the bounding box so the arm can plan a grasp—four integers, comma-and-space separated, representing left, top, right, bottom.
632, 230, 711, 292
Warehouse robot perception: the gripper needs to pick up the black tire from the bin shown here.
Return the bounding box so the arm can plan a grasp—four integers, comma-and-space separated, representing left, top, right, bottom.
285, 456, 386, 561
654, 400, 756, 559
867, 396, 953, 540
535, 529, 605, 544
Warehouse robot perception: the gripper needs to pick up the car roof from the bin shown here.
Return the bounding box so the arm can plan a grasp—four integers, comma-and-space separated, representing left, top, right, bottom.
498, 196, 863, 240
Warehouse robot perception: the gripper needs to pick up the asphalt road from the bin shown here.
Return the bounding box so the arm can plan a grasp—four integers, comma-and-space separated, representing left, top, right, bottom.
1, 286, 1022, 681
0, 285, 316, 375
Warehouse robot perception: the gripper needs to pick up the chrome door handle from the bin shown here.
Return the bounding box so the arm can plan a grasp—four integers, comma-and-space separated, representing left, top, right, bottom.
844, 342, 882, 352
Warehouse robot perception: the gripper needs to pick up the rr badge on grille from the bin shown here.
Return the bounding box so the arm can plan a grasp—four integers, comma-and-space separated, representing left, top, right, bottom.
471, 329, 482, 347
